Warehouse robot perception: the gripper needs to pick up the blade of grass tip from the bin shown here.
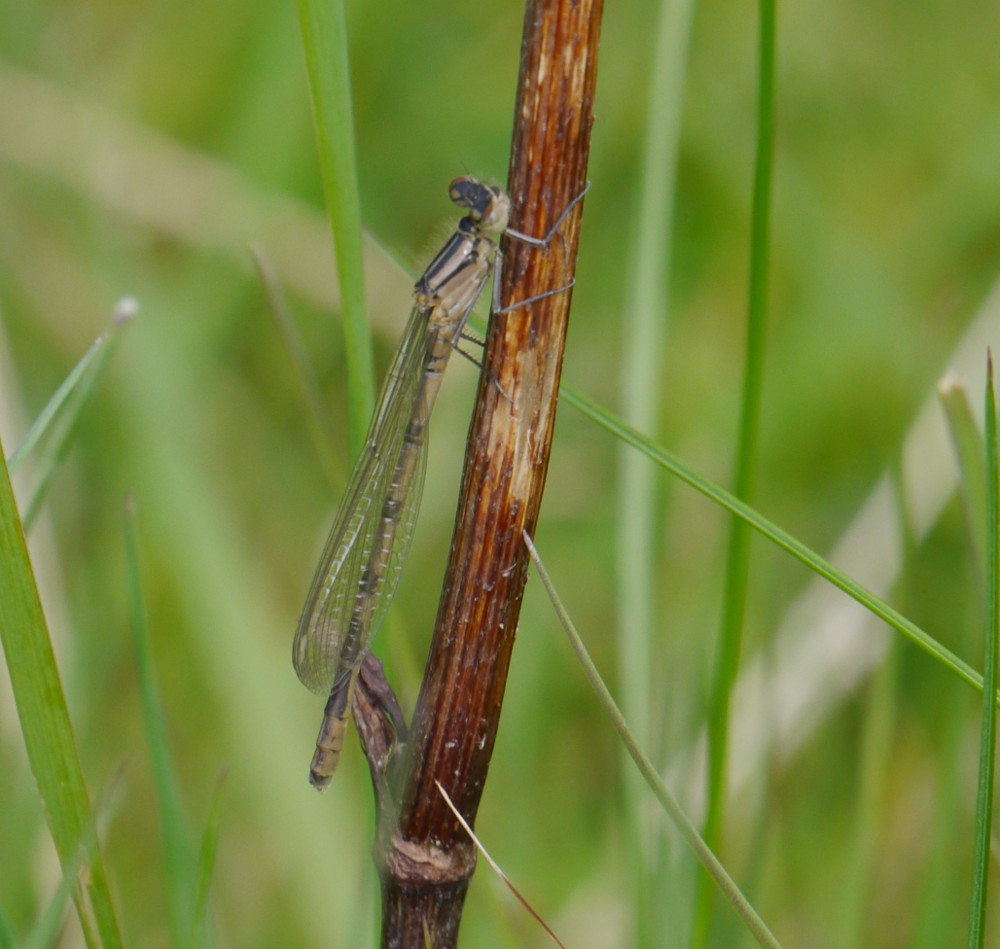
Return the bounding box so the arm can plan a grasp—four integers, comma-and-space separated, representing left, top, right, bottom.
939, 372, 987, 570
18, 299, 137, 532
967, 352, 999, 949
250, 246, 342, 490
296, 0, 374, 457
434, 781, 566, 949
559, 382, 1000, 703
8, 298, 136, 474
187, 769, 227, 949
522, 531, 783, 949
0, 434, 123, 948
123, 495, 196, 944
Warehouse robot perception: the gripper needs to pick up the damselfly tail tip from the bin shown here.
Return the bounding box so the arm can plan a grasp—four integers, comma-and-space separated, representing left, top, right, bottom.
309, 769, 335, 792
309, 708, 348, 790
309, 741, 340, 790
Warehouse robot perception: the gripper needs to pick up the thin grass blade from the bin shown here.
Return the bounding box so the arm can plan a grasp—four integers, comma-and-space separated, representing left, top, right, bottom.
124, 495, 196, 943
8, 299, 134, 472
15, 301, 135, 531
560, 382, 998, 701
435, 781, 566, 949
187, 770, 227, 949
615, 0, 694, 939
966, 353, 999, 949
295, 0, 374, 455
0, 434, 122, 948
523, 531, 783, 949
695, 0, 776, 938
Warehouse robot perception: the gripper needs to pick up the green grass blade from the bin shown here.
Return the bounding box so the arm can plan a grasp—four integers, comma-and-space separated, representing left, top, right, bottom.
5, 332, 99, 475
561, 382, 996, 699
188, 770, 227, 949
7, 300, 135, 476
614, 0, 694, 939
966, 354, 998, 949
295, 0, 374, 457
909, 373, 990, 949
123, 496, 196, 944
0, 435, 123, 948
523, 531, 783, 949
696, 0, 776, 940
14, 302, 135, 531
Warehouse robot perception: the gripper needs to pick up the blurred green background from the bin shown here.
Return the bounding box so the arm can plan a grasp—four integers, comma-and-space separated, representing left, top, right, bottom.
2, 0, 1000, 946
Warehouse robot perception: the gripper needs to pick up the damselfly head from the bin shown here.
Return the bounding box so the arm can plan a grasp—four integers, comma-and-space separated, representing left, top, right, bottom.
448, 176, 510, 235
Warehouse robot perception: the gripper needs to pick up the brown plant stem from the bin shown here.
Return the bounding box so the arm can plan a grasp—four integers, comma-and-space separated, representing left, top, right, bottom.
374, 0, 603, 944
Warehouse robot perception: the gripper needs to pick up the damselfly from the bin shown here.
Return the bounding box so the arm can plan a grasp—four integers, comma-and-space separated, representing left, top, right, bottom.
293, 177, 584, 789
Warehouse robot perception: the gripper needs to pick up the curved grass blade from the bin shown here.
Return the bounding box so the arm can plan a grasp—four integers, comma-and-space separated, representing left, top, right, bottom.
522, 531, 783, 949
